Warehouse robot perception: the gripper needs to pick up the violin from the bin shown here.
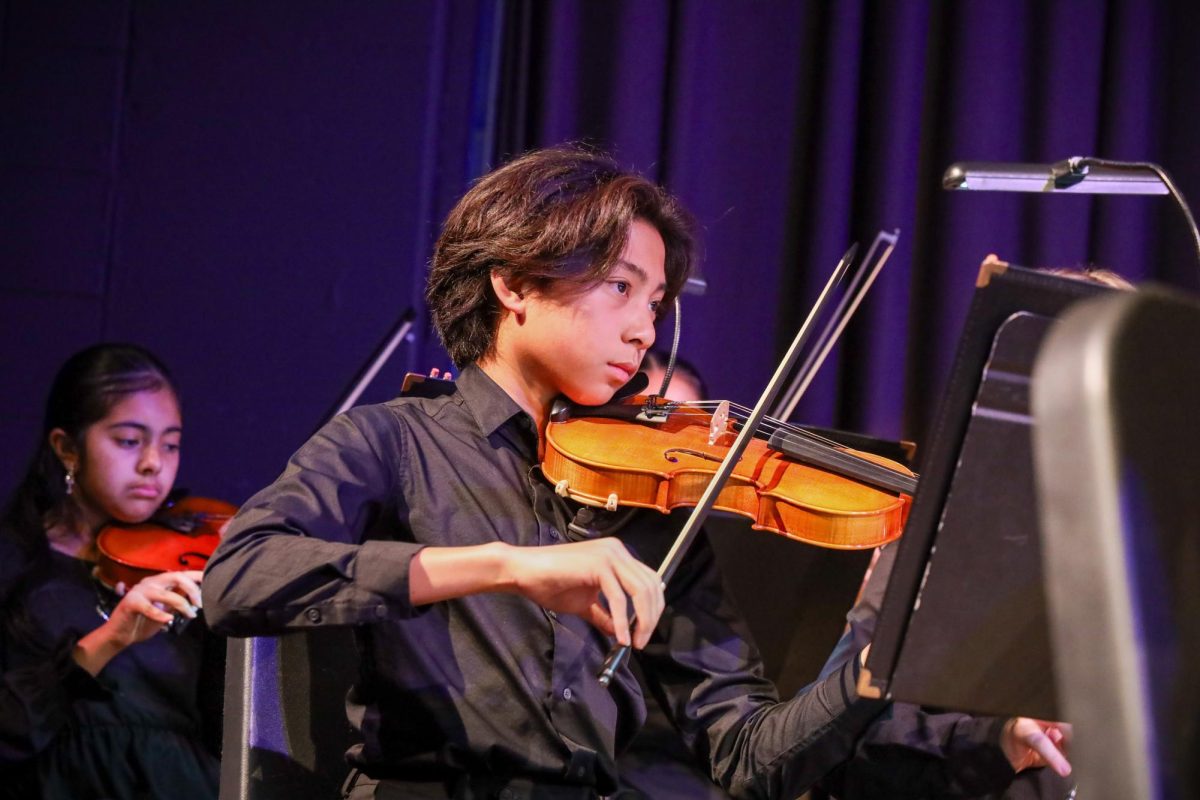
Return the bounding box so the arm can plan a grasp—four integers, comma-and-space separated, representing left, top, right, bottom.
543, 395, 915, 550
95, 495, 236, 590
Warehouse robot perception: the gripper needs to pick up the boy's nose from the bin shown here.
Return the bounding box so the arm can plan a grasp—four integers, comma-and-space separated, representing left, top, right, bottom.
626, 309, 656, 348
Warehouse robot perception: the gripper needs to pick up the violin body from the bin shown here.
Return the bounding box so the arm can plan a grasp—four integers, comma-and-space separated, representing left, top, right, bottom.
95, 496, 235, 589
543, 399, 911, 550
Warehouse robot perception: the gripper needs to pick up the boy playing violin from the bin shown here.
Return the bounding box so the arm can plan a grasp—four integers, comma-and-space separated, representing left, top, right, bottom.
203, 145, 1067, 799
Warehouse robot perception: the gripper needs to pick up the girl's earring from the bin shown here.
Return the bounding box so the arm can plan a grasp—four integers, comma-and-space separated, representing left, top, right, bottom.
65, 468, 75, 496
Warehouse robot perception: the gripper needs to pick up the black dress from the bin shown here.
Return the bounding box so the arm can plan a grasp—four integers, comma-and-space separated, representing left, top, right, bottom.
0, 543, 222, 800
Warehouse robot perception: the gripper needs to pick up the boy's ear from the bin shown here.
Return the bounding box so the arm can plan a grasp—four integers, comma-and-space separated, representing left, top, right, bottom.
490, 271, 527, 316
48, 428, 79, 472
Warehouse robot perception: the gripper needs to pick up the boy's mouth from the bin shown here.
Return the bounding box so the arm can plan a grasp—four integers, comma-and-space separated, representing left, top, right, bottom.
607, 362, 637, 382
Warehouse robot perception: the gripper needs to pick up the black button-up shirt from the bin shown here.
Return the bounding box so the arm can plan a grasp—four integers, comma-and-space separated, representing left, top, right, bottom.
203, 365, 883, 798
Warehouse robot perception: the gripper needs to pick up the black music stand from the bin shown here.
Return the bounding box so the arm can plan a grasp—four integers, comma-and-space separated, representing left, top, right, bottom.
860, 259, 1113, 719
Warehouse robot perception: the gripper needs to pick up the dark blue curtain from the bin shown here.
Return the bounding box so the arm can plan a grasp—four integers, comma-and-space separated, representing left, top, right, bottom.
2, 0, 1197, 505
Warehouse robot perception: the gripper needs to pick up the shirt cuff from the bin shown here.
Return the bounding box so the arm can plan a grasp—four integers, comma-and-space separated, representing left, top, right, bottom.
351, 539, 427, 619
952, 715, 1018, 792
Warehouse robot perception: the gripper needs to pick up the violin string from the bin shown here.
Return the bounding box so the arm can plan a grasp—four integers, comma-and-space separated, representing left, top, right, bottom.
667, 400, 813, 438
665, 400, 913, 480
667, 401, 858, 452
674, 400, 838, 446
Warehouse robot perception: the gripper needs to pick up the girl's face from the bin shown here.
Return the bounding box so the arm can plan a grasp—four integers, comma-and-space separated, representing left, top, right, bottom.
70, 388, 182, 529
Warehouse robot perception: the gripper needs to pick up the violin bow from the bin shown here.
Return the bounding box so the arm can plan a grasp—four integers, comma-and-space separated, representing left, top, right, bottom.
321, 308, 416, 427
772, 229, 900, 421
598, 233, 898, 686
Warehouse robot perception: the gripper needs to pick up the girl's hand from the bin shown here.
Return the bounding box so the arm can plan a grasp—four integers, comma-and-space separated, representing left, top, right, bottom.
74, 570, 204, 675
106, 569, 204, 646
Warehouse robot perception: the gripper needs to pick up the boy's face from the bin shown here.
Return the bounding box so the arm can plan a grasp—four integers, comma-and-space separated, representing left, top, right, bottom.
517, 218, 667, 407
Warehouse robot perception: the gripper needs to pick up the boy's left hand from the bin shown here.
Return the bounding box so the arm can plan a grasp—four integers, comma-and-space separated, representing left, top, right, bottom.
1001, 718, 1072, 776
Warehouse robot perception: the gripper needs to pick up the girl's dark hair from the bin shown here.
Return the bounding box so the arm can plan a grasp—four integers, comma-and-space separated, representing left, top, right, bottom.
0, 343, 177, 565
427, 145, 698, 366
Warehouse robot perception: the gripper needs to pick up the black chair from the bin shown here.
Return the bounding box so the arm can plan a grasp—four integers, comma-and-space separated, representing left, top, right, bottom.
1032, 287, 1200, 800
220, 631, 359, 799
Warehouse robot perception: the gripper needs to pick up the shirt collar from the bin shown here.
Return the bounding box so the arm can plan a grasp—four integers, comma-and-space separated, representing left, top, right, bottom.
456, 363, 537, 438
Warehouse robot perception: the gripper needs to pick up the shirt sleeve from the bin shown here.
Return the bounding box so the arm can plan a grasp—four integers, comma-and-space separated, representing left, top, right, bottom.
202, 405, 426, 636
812, 544, 1021, 799
635, 531, 888, 800
816, 702, 1017, 799
0, 634, 109, 763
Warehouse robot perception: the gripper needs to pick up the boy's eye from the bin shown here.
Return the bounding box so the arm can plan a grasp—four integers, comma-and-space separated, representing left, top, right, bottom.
116, 437, 140, 448
649, 299, 661, 314
163, 442, 182, 454
612, 280, 629, 295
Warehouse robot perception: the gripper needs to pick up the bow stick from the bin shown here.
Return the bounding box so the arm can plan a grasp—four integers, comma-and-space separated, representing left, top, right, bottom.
599, 232, 899, 686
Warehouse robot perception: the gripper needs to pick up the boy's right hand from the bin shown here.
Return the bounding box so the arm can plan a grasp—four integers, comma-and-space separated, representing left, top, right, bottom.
409, 539, 665, 649
500, 538, 664, 650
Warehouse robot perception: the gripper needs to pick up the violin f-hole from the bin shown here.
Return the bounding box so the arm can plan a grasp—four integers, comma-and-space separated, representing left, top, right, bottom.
663, 448, 725, 464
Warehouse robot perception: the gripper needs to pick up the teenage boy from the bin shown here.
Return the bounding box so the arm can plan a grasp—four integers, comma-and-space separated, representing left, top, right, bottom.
203, 146, 1066, 799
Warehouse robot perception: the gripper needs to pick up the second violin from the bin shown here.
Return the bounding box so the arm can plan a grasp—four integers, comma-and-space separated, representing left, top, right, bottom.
95, 495, 235, 591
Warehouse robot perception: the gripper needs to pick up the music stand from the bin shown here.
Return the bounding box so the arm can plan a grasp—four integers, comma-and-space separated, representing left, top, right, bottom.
859, 258, 1113, 719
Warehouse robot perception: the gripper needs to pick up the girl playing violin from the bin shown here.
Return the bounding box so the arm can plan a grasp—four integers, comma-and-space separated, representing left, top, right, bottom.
0, 344, 221, 800
203, 145, 1068, 799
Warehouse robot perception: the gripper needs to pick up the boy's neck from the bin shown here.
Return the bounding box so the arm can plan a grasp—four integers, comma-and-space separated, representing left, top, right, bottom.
477, 355, 554, 432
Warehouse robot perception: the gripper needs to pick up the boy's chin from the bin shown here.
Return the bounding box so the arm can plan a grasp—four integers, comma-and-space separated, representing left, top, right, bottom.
562, 384, 619, 408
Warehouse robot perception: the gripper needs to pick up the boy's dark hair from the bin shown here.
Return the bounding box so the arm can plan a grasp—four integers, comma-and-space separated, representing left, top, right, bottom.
427, 145, 698, 366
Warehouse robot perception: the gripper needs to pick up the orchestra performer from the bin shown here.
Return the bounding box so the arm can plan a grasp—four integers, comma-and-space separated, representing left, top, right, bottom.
202, 145, 1068, 799
0, 344, 222, 800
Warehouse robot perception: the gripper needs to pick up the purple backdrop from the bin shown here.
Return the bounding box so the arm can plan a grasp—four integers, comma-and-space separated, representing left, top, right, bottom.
3, 0, 1198, 519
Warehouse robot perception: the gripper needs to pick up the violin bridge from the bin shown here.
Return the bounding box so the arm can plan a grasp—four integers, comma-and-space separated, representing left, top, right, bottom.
708, 400, 730, 446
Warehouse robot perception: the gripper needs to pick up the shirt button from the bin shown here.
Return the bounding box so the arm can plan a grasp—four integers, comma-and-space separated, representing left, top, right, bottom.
547, 610, 557, 620
548, 528, 561, 541
562, 687, 573, 701
374, 605, 387, 619
304, 607, 322, 624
